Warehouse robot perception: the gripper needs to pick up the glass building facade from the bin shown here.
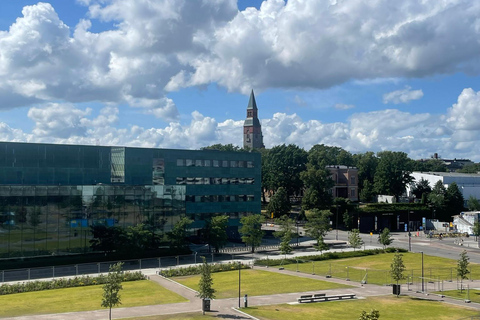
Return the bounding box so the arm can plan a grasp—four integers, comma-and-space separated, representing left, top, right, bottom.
0, 142, 261, 258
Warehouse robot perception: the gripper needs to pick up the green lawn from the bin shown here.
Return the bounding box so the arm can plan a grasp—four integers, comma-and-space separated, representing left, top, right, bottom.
0, 280, 187, 318
244, 296, 479, 320
436, 289, 480, 303
174, 269, 352, 298
282, 252, 474, 285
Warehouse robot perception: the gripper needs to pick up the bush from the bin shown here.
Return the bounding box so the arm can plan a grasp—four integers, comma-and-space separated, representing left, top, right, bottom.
159, 262, 250, 278
0, 271, 146, 296
254, 248, 405, 267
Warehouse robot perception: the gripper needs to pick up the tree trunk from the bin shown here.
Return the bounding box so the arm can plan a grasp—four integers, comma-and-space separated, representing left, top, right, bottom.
109, 307, 112, 320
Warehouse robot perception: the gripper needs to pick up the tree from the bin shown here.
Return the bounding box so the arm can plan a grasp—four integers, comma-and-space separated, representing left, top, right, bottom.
29, 207, 42, 227
468, 196, 480, 211
305, 209, 331, 248
267, 187, 291, 218
445, 182, 465, 216
348, 229, 363, 251
201, 144, 244, 152
390, 250, 406, 296
410, 178, 431, 202
374, 151, 413, 202
457, 250, 470, 292
262, 144, 308, 198
359, 180, 375, 203
315, 235, 329, 255
378, 228, 393, 250
428, 180, 446, 218
301, 167, 334, 210
359, 309, 380, 320
473, 221, 480, 248
343, 209, 353, 230
413, 159, 447, 172
353, 151, 379, 191
101, 262, 124, 320
239, 214, 265, 253
167, 217, 193, 251
197, 257, 215, 314
205, 215, 229, 253
274, 216, 295, 255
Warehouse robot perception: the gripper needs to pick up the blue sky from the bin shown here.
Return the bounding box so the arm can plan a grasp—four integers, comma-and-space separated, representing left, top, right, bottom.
1, 0, 480, 160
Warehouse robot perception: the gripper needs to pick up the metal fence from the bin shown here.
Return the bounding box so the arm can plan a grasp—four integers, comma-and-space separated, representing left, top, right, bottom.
0, 252, 245, 283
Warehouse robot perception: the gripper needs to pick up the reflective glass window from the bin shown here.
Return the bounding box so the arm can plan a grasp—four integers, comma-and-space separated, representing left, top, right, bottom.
204, 160, 211, 167
177, 159, 185, 166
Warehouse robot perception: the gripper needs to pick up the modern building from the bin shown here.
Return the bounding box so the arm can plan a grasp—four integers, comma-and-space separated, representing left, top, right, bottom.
453, 211, 480, 235
243, 90, 265, 150
0, 141, 261, 258
408, 172, 480, 204
417, 153, 473, 172
327, 165, 358, 202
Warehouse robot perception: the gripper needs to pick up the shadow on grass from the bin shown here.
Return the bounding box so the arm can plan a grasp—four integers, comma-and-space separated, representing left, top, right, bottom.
207, 310, 250, 319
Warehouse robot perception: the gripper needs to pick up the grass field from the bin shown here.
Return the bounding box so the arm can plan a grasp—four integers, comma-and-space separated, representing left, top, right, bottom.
244, 296, 479, 320
0, 280, 188, 318
436, 289, 480, 303
174, 269, 352, 298
281, 252, 474, 285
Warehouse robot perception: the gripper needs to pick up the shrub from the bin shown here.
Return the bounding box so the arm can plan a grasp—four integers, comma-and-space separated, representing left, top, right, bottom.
0, 271, 146, 296
159, 262, 250, 278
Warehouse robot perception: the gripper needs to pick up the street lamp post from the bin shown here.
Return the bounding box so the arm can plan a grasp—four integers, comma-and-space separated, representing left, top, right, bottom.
238, 261, 241, 308
421, 251, 424, 292
336, 205, 339, 241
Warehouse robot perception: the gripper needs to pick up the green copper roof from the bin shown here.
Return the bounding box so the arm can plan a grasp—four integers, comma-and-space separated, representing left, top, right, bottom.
247, 90, 258, 110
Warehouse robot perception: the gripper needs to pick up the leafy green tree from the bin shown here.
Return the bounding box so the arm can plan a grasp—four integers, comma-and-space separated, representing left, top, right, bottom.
301, 167, 334, 210
348, 229, 363, 251
473, 221, 480, 248
197, 257, 215, 314
167, 217, 193, 251
201, 144, 245, 152
205, 215, 229, 253
305, 209, 331, 248
457, 163, 480, 173
267, 187, 292, 218
374, 151, 413, 202
274, 216, 294, 255
390, 250, 406, 296
413, 159, 447, 172
410, 178, 431, 202
353, 151, 379, 191
359, 309, 380, 320
457, 250, 470, 292
102, 262, 124, 320
343, 209, 353, 230
468, 196, 480, 211
308, 144, 354, 168
428, 180, 447, 220
359, 180, 375, 203
239, 214, 265, 253
378, 228, 393, 250
315, 235, 329, 255
445, 182, 464, 216
262, 144, 308, 198
29, 207, 42, 227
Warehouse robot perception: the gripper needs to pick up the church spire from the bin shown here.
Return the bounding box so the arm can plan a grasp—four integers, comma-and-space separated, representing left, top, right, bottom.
243, 90, 264, 149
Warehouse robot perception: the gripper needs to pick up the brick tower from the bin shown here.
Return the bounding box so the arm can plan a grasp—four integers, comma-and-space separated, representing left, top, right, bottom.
243, 90, 265, 149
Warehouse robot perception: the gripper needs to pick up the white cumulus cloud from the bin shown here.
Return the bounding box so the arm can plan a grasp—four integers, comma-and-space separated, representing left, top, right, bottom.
383, 86, 424, 104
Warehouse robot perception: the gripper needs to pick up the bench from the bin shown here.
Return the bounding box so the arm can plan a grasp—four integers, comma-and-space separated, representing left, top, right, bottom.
298, 293, 355, 303
297, 293, 326, 303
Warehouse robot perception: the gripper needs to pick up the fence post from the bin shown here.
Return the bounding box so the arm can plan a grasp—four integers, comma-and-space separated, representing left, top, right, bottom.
75, 264, 78, 276
98, 263, 100, 274
1, 270, 4, 283
52, 266, 54, 279
28, 268, 31, 280
158, 258, 161, 268
139, 259, 142, 270
312, 261, 315, 275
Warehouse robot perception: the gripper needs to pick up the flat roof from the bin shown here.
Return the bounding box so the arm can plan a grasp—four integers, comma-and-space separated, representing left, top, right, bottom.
413, 171, 480, 177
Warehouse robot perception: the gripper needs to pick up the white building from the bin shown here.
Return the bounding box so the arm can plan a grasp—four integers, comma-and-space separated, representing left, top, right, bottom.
408, 172, 480, 203
453, 211, 480, 234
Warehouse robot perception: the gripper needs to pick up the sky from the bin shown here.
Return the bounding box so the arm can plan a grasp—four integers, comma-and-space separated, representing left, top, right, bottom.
1, 0, 480, 161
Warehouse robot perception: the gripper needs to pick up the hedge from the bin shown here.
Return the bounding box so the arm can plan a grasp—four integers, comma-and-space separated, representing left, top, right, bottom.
0, 271, 146, 296
159, 262, 250, 278
254, 248, 406, 267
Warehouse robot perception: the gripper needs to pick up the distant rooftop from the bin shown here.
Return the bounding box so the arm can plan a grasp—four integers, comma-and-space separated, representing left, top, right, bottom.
413, 171, 480, 177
